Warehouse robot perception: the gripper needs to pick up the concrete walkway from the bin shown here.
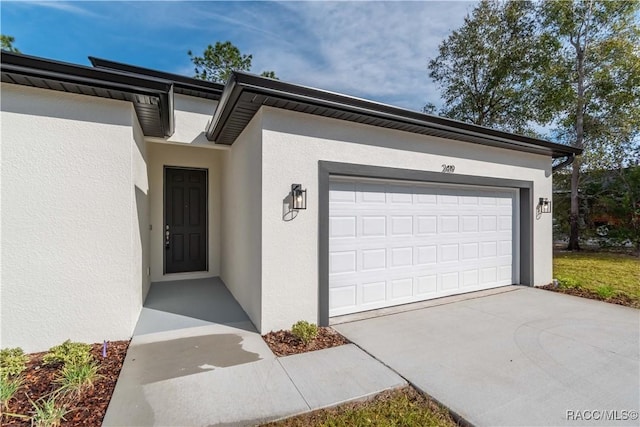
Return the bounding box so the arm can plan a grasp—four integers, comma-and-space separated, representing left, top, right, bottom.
103, 278, 406, 426
335, 286, 640, 427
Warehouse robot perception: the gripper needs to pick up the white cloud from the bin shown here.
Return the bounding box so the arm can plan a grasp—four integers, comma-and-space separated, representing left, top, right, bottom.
124, 1, 477, 111
247, 1, 477, 110
26, 1, 97, 17
12, 1, 477, 111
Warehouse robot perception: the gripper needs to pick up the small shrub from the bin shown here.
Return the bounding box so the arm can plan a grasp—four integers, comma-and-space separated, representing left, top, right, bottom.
0, 347, 29, 378
596, 285, 616, 299
0, 375, 23, 411
556, 275, 580, 289
54, 361, 102, 399
43, 340, 92, 367
30, 395, 68, 427
291, 321, 319, 345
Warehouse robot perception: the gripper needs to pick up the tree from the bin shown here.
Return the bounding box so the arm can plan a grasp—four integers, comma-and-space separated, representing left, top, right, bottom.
1, 34, 19, 52
539, 0, 640, 250
427, 0, 640, 251
427, 0, 556, 134
260, 70, 278, 80
188, 41, 278, 83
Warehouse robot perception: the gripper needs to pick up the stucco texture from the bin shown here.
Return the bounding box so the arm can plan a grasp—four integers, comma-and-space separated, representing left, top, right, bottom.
258, 107, 553, 333
1, 84, 148, 352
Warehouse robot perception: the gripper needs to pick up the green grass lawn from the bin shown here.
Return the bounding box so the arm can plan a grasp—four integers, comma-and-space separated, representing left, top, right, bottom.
264, 387, 459, 427
553, 251, 640, 300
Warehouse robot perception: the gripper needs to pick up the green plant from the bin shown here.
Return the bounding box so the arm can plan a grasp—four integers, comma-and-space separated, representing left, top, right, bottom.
43, 340, 92, 367
0, 374, 23, 413
54, 361, 101, 399
556, 275, 580, 289
595, 285, 616, 299
30, 395, 68, 427
291, 321, 319, 345
0, 347, 29, 378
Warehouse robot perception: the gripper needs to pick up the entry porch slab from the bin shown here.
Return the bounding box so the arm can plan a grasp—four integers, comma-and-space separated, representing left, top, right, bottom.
104, 278, 406, 426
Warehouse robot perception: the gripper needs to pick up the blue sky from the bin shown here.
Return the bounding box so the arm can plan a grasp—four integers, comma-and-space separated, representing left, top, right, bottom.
1, 1, 477, 110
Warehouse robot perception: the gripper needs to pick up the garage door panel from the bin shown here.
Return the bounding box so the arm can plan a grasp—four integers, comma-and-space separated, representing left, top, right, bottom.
440, 272, 460, 290
330, 216, 357, 238
390, 278, 413, 300
417, 245, 437, 265
461, 269, 479, 287
360, 183, 386, 203
440, 215, 459, 233
361, 248, 386, 271
329, 250, 357, 274
329, 178, 517, 317
417, 275, 438, 294
329, 284, 357, 311
390, 247, 413, 267
390, 216, 413, 235
361, 216, 386, 236
361, 281, 386, 304
416, 215, 437, 234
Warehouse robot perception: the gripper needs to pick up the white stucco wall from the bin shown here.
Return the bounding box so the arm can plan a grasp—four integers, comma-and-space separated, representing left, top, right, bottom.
132, 112, 151, 303
166, 94, 218, 146
1, 84, 148, 352
258, 107, 553, 332
220, 111, 263, 330
147, 142, 222, 282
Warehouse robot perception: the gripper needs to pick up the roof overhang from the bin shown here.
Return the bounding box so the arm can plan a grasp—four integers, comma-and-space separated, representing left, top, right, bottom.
207, 72, 582, 159
1, 51, 174, 137
89, 57, 224, 101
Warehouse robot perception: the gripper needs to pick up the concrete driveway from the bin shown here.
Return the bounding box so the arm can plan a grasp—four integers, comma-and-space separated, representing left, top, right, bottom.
334, 286, 640, 426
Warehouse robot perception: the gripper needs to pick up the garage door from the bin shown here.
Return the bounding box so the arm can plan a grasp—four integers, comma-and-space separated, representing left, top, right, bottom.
329, 177, 517, 317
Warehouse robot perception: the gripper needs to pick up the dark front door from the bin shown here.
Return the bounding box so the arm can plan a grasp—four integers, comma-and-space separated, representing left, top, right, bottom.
165, 167, 207, 273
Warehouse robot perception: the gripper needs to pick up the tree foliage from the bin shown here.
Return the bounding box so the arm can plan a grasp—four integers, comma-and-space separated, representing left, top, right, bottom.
188, 41, 278, 83
428, 0, 556, 134
539, 0, 640, 249
1, 34, 19, 52
427, 0, 640, 251
260, 70, 279, 80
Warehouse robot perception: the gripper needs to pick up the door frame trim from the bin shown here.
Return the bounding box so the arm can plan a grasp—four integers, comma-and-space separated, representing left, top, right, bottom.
163, 165, 209, 275
318, 161, 534, 326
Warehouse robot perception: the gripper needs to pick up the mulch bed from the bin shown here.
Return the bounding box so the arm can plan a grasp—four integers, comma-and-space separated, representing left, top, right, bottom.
540, 284, 639, 309
3, 340, 129, 426
262, 327, 350, 357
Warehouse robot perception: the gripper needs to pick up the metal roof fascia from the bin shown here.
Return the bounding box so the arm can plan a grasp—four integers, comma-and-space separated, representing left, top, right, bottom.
89, 56, 224, 98
3, 62, 169, 101
236, 83, 561, 157
230, 72, 580, 155
211, 73, 580, 158
2, 53, 175, 137
205, 75, 245, 141
2, 52, 174, 93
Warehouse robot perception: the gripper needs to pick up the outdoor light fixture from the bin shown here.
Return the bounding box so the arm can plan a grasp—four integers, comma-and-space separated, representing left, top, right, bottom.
538, 197, 551, 214
291, 184, 307, 210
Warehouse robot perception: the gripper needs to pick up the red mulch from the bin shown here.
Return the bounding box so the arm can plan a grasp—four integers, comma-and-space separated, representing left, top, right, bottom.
540, 284, 639, 309
2, 340, 129, 426
262, 327, 350, 357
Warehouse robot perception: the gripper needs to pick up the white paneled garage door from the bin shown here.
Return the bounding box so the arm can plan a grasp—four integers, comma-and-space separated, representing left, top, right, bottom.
329, 177, 518, 317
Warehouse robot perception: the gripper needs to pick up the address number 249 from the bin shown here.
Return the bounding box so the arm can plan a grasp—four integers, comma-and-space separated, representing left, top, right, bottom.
441, 164, 455, 173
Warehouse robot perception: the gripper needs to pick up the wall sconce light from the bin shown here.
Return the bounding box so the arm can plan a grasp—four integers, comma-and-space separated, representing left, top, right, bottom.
537, 197, 551, 214
291, 184, 307, 210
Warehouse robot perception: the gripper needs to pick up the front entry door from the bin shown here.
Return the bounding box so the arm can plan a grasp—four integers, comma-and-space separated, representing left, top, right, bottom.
165, 167, 207, 273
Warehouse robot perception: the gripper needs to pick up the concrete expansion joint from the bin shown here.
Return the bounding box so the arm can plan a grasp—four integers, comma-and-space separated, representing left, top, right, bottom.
276, 358, 312, 410
345, 340, 474, 427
